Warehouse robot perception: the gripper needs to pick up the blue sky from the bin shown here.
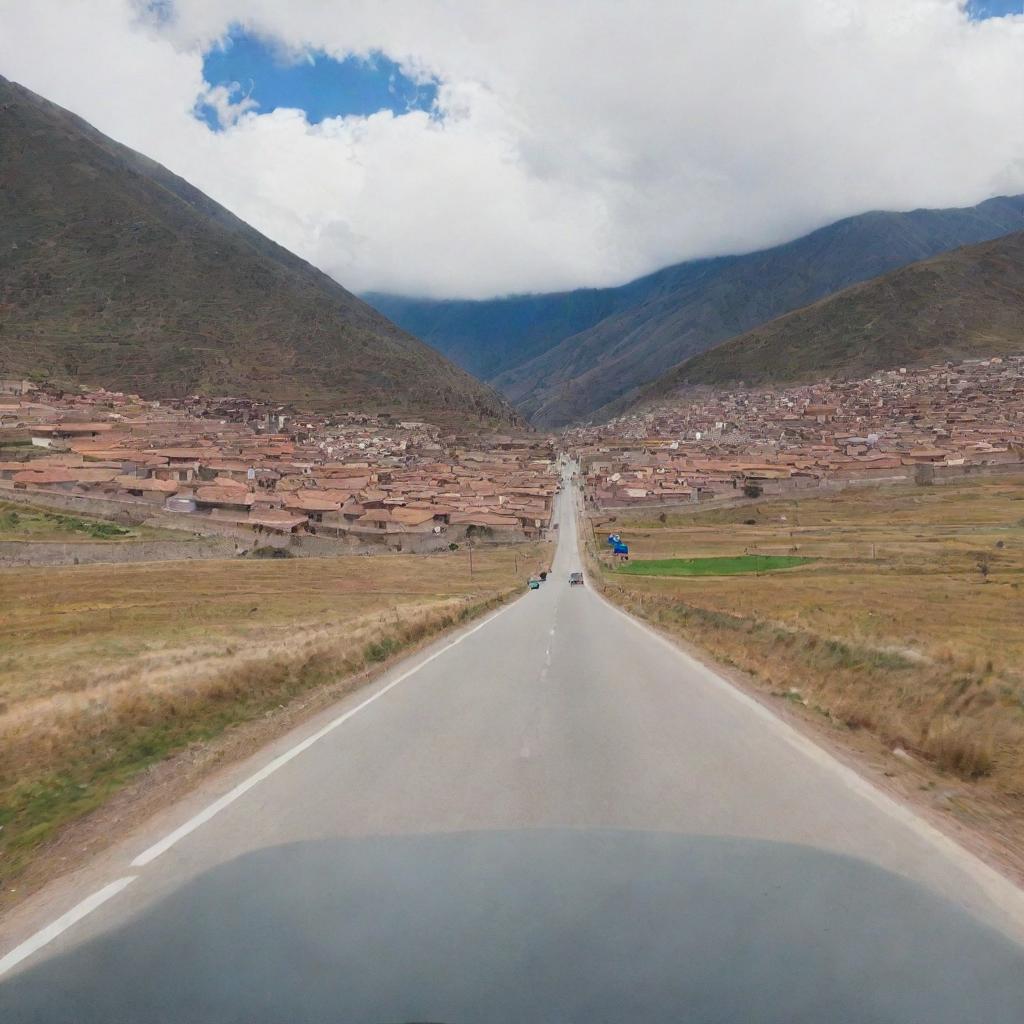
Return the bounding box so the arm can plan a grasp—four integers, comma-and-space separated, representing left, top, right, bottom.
196, 28, 438, 130
967, 0, 1023, 17
10, 1, 1020, 298
192, 6, 1021, 131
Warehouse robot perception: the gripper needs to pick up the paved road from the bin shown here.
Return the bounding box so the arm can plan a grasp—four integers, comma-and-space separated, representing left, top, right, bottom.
3, 462, 1024, 1022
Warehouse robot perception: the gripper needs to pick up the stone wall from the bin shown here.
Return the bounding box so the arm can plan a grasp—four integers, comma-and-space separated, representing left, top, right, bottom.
591, 461, 1024, 512
0, 537, 237, 568
0, 484, 156, 523
0, 485, 547, 559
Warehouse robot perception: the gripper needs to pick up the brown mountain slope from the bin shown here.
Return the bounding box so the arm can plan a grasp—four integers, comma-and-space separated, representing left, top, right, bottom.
482, 197, 1024, 425
0, 76, 514, 424
637, 229, 1024, 402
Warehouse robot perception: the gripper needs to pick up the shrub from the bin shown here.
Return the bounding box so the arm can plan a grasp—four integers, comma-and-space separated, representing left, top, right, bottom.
922, 718, 995, 779
364, 636, 400, 663
743, 483, 763, 499
251, 546, 293, 558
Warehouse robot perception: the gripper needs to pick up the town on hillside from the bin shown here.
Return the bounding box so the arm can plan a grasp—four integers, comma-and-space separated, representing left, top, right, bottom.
570, 356, 1024, 510
0, 380, 559, 552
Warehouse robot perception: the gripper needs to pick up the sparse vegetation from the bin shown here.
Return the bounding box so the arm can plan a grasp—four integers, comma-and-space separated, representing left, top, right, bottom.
0, 76, 515, 426
0, 500, 183, 543
249, 545, 294, 559
590, 477, 1024, 803
617, 554, 813, 576
648, 229, 1024, 394
0, 543, 545, 881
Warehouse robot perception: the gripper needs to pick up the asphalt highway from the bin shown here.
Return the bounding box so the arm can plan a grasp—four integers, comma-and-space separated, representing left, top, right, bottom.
2, 461, 1024, 1022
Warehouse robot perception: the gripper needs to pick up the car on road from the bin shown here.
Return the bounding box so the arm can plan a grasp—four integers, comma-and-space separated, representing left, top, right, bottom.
569, 571, 584, 586
528, 578, 541, 590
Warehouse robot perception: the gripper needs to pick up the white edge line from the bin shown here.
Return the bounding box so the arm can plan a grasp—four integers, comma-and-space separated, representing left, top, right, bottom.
130, 600, 516, 869
0, 876, 137, 979
593, 586, 1024, 928
0, 591, 520, 978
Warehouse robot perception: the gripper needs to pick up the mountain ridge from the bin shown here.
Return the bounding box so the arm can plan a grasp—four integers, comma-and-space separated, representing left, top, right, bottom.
634, 229, 1024, 404
0, 75, 516, 426
368, 195, 1024, 425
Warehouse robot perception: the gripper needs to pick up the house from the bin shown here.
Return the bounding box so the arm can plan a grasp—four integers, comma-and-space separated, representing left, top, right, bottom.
390, 507, 442, 532
115, 475, 180, 500
193, 485, 255, 513
448, 511, 522, 535
283, 493, 342, 523
11, 469, 77, 491
0, 379, 37, 396
247, 509, 308, 534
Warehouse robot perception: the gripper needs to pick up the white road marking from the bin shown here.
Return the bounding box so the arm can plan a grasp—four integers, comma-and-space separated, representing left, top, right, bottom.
0, 877, 137, 979
131, 602, 517, 868
0, 586, 523, 979
593, 587, 1024, 935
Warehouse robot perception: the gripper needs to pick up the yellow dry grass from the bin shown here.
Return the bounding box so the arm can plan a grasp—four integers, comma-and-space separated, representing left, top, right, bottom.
0, 544, 547, 878
593, 477, 1024, 794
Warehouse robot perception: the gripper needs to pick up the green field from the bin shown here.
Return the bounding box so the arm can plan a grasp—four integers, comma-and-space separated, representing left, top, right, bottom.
617, 555, 814, 576
0, 501, 187, 543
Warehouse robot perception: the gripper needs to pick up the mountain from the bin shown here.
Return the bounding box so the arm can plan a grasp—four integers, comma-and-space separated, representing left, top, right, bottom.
365, 259, 739, 392
636, 229, 1024, 401
0, 76, 515, 425
363, 288, 630, 384
367, 196, 1024, 426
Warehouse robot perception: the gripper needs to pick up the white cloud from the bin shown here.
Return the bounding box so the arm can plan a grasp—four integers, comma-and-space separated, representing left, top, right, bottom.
198, 81, 259, 128
1, 0, 1023, 298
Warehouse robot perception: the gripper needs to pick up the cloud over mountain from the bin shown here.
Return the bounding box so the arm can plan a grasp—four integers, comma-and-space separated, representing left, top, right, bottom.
1, 1, 1023, 299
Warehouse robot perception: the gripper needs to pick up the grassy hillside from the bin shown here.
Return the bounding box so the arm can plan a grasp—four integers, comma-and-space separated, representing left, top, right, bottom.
364, 287, 638, 382
0, 76, 515, 425
643, 229, 1024, 397
364, 257, 729, 383
369, 196, 1024, 426
513, 199, 1024, 424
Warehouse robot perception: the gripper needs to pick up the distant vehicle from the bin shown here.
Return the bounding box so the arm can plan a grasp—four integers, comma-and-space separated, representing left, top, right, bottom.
569, 571, 584, 586
528, 579, 541, 590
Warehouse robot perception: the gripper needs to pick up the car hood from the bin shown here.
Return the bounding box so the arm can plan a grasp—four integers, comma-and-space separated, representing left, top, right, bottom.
4, 829, 1024, 1023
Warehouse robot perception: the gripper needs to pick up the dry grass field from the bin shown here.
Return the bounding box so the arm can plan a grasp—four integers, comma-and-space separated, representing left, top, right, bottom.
592, 477, 1024, 812
0, 544, 547, 880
